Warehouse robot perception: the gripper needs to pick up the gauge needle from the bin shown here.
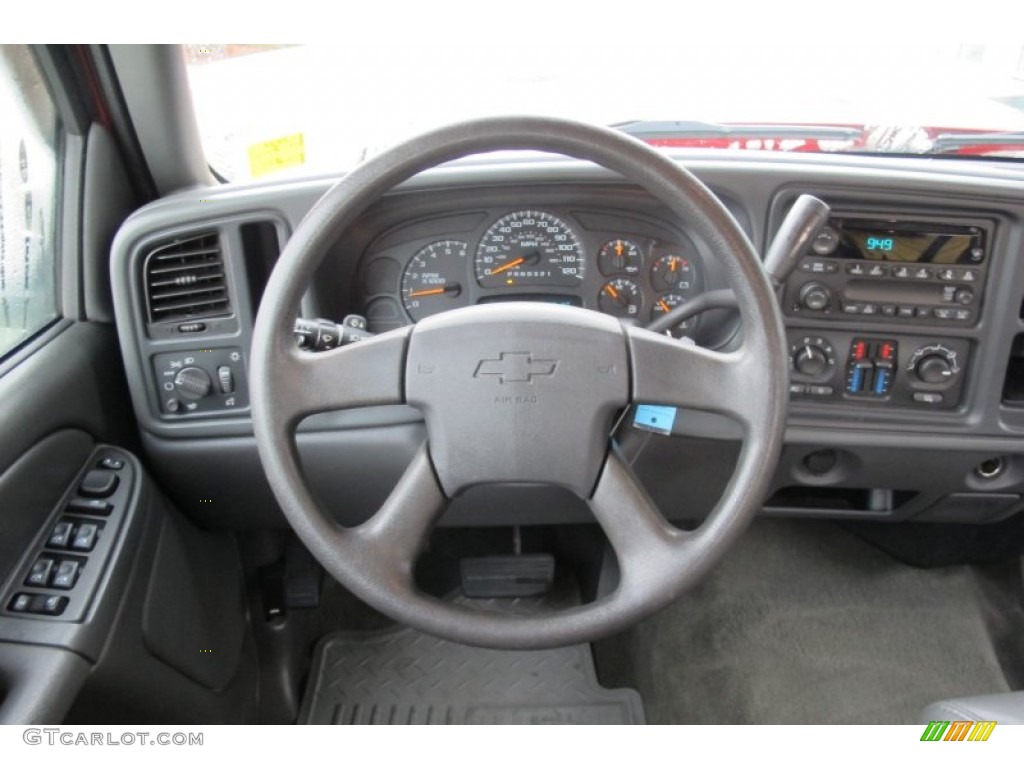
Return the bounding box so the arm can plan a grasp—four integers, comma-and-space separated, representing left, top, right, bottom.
658, 299, 671, 313
408, 283, 461, 298
615, 241, 624, 257
670, 258, 677, 272
603, 284, 626, 306
489, 257, 525, 277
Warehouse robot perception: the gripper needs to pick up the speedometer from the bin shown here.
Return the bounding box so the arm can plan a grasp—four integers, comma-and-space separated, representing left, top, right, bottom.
475, 210, 584, 288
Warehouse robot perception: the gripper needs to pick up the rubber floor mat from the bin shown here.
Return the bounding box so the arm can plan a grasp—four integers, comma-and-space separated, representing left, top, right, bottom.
299, 626, 645, 724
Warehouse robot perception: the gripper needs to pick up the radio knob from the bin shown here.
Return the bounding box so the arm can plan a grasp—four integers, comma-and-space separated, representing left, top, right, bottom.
954, 287, 974, 305
173, 366, 212, 399
915, 354, 955, 385
794, 345, 830, 377
799, 282, 832, 311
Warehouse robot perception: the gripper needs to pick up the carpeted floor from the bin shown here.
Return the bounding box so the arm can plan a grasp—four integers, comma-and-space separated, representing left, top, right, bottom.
594, 519, 1024, 724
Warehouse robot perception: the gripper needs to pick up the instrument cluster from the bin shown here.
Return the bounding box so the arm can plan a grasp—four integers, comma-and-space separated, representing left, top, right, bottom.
360, 207, 705, 338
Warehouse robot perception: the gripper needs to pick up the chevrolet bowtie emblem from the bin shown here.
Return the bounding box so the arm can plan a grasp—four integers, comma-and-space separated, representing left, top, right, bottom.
473, 352, 558, 384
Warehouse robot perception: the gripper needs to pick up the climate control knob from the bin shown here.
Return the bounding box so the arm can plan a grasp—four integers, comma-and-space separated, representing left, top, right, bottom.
915, 355, 954, 385
794, 345, 830, 377
790, 336, 836, 379
173, 366, 212, 399
907, 345, 960, 386
798, 281, 832, 311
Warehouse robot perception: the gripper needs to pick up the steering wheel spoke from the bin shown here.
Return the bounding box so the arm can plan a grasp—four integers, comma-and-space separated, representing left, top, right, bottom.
272, 326, 411, 426
626, 325, 764, 430
351, 444, 448, 584
588, 451, 683, 584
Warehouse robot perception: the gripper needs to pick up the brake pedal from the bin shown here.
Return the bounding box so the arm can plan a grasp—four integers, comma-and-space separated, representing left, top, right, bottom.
459, 554, 555, 598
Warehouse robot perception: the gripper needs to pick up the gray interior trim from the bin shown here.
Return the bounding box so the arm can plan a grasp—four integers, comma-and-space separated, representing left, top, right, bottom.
920, 692, 1024, 725
106, 45, 213, 195
82, 124, 136, 323
0, 643, 91, 724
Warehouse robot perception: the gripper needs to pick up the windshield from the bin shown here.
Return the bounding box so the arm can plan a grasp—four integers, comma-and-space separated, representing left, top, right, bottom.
184, 44, 1024, 182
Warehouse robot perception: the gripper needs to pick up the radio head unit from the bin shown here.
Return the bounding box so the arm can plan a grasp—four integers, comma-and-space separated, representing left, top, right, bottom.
784, 215, 989, 326
815, 218, 985, 265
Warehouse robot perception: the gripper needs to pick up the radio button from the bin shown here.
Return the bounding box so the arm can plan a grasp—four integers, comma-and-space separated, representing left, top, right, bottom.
954, 309, 972, 321
881, 305, 897, 316
960, 269, 978, 282
842, 303, 862, 314
915, 307, 933, 318
913, 267, 934, 280
846, 263, 867, 276
861, 304, 878, 315
867, 264, 888, 277
934, 308, 954, 320
938, 268, 957, 281
801, 260, 831, 274
892, 266, 911, 279
897, 306, 916, 318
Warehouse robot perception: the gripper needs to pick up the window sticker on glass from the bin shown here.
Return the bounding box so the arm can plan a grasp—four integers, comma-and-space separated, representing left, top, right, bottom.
0, 45, 59, 357
247, 132, 306, 178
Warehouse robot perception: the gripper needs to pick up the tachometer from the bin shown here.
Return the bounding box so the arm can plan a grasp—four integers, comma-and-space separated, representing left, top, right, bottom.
401, 240, 468, 321
475, 210, 584, 288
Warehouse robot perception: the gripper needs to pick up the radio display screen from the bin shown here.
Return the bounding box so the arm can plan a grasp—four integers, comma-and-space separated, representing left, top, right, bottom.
835, 223, 983, 265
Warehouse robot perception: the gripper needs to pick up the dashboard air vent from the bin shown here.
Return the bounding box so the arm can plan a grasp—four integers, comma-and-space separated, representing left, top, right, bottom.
143, 232, 230, 324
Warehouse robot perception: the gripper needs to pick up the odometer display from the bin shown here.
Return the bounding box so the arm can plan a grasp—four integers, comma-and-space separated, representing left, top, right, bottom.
475, 211, 584, 288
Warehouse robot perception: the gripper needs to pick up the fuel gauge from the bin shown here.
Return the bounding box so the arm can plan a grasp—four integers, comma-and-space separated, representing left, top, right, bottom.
598, 278, 642, 319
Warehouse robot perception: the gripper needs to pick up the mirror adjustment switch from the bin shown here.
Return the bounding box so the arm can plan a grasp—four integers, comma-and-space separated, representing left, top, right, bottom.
71, 523, 99, 551
48, 521, 75, 548
52, 560, 80, 590
98, 457, 124, 470
66, 498, 112, 516
26, 557, 56, 587
79, 470, 119, 498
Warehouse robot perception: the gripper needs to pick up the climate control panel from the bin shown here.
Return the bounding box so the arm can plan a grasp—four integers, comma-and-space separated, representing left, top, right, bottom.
787, 331, 969, 410
153, 347, 249, 416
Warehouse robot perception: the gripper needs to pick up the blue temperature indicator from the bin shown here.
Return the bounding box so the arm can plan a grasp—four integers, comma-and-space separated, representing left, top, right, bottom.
866, 236, 895, 252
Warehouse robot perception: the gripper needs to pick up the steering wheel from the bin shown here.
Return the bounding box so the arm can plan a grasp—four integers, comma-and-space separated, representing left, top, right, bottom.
250, 116, 787, 650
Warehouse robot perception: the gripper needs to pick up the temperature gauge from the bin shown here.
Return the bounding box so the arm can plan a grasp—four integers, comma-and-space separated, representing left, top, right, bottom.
650, 293, 696, 338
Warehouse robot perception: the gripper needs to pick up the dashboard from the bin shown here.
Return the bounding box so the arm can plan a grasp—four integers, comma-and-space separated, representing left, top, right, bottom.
108, 150, 1024, 531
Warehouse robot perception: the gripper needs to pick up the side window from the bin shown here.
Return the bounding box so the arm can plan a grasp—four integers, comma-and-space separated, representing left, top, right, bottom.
0, 45, 59, 357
